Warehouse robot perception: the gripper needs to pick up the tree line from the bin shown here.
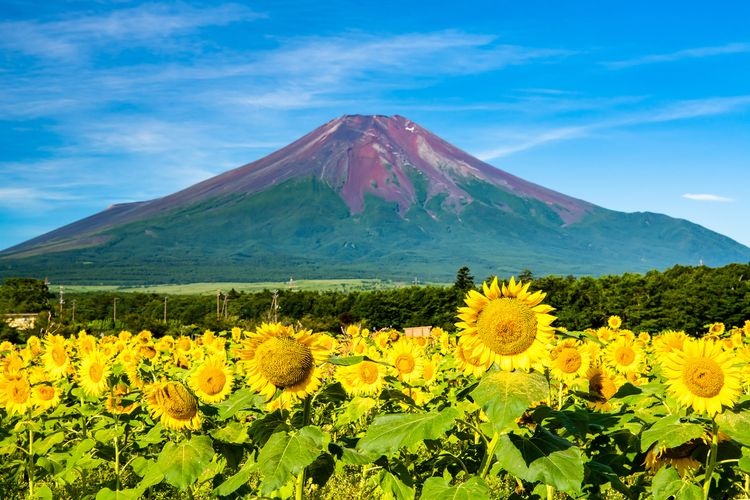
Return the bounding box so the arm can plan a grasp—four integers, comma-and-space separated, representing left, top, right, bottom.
1, 263, 748, 342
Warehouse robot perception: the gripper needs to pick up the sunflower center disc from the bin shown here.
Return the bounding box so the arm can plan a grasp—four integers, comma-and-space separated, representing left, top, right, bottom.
11, 381, 29, 403
476, 298, 538, 356
683, 358, 724, 398
160, 382, 198, 420
395, 354, 416, 374
201, 369, 226, 395
359, 362, 379, 384
615, 347, 635, 366
52, 346, 66, 365
89, 363, 103, 382
37, 385, 55, 401
256, 337, 314, 388
559, 348, 582, 373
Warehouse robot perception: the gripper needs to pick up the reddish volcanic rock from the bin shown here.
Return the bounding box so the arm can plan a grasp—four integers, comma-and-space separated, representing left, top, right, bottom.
6, 115, 595, 251
153, 114, 593, 224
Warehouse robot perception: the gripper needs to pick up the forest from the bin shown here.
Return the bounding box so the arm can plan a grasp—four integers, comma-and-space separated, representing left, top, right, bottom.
1, 262, 749, 342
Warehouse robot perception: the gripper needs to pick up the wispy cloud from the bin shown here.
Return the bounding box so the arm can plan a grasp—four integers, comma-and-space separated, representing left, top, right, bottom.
475, 126, 590, 160
682, 193, 735, 202
606, 42, 750, 69
0, 3, 263, 61
478, 95, 750, 160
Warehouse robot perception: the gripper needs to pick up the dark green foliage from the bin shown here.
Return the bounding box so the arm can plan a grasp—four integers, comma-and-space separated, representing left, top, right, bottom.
0, 277, 51, 313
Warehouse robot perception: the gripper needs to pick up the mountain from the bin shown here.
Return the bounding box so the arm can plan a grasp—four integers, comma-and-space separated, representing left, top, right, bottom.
2, 114, 749, 284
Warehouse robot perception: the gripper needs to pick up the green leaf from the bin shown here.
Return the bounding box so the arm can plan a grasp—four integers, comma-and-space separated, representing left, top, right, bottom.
335, 397, 376, 429
651, 466, 703, 500
214, 387, 264, 421
213, 458, 256, 497
739, 448, 750, 473
640, 414, 705, 452
379, 470, 415, 500
329, 355, 365, 366
95, 488, 140, 500
210, 421, 249, 444
356, 407, 461, 456
471, 371, 548, 433
420, 476, 490, 500
716, 408, 750, 446
257, 426, 325, 495
494, 430, 584, 494
33, 431, 65, 455
135, 424, 164, 448
156, 435, 215, 490
339, 445, 380, 465
32, 484, 53, 500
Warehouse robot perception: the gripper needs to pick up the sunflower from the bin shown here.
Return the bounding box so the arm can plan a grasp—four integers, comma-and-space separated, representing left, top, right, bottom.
455, 277, 556, 372
237, 323, 331, 403
420, 354, 442, 386
76, 330, 96, 356
335, 358, 386, 397
706, 322, 726, 338
549, 339, 591, 386
607, 315, 622, 330
42, 335, 70, 380
188, 356, 234, 403
105, 382, 139, 415
0, 374, 33, 416
32, 383, 61, 412
388, 339, 425, 383
145, 380, 201, 430
652, 330, 688, 356
604, 336, 644, 374
644, 439, 702, 477
586, 366, 620, 411
661, 338, 742, 416
453, 336, 492, 377
77, 350, 111, 397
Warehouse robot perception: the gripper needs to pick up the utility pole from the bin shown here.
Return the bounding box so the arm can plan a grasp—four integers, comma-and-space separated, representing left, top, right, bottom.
59, 285, 65, 317
216, 290, 221, 318
71, 300, 76, 323
163, 296, 168, 323
113, 297, 119, 324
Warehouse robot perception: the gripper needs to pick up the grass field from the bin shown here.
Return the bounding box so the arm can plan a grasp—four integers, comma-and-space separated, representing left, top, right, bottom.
61, 278, 451, 295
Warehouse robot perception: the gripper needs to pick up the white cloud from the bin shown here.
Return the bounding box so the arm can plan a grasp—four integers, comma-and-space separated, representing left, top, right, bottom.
477, 95, 750, 160
606, 42, 750, 69
682, 193, 735, 202
0, 3, 263, 61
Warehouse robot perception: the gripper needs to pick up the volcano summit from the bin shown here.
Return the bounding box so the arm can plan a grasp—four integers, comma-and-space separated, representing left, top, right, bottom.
2, 114, 749, 284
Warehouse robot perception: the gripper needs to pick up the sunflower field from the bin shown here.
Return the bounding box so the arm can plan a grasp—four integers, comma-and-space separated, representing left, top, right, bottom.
1, 277, 750, 499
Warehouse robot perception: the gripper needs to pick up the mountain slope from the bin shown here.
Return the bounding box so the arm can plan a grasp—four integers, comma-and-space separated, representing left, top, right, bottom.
2, 115, 749, 283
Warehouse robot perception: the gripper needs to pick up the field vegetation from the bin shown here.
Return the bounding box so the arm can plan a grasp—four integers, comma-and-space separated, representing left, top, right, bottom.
0, 264, 748, 498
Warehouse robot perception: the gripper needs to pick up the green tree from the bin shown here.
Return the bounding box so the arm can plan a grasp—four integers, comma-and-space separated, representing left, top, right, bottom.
453, 266, 475, 294
0, 278, 52, 313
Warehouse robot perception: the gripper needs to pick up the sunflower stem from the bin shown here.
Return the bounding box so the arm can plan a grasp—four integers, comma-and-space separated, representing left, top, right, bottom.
479, 431, 499, 479
114, 419, 121, 491
27, 424, 34, 499
702, 419, 720, 500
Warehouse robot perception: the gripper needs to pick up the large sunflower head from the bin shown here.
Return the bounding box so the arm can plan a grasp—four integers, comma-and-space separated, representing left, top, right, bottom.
145, 380, 201, 430
42, 334, 71, 380
188, 356, 234, 404
238, 323, 331, 403
0, 374, 33, 416
661, 338, 742, 416
603, 336, 645, 374
387, 339, 425, 384
77, 350, 111, 397
455, 277, 556, 372
32, 383, 61, 412
335, 358, 386, 397
549, 338, 591, 386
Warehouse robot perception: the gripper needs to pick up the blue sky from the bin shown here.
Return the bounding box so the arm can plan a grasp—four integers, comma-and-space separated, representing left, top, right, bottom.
1, 0, 750, 254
